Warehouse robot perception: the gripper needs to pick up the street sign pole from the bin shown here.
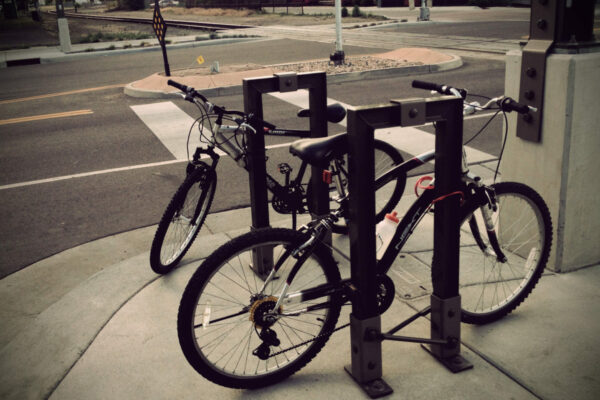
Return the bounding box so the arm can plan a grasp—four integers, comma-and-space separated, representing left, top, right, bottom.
55, 0, 72, 53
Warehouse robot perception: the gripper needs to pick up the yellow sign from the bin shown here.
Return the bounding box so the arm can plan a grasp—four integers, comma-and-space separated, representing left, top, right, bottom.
197, 56, 205, 65
152, 4, 167, 45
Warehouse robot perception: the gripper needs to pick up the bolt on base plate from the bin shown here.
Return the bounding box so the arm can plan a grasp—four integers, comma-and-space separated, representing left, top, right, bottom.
421, 344, 473, 373
344, 365, 393, 399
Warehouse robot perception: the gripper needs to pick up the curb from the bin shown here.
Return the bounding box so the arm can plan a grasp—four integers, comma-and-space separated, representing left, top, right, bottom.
0, 37, 264, 69
124, 54, 463, 99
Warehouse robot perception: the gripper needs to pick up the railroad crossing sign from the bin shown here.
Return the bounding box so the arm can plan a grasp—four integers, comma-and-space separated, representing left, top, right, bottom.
153, 2, 170, 76
152, 2, 167, 46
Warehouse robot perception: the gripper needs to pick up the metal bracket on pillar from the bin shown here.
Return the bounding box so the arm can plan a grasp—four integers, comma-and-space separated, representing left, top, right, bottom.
516, 0, 557, 142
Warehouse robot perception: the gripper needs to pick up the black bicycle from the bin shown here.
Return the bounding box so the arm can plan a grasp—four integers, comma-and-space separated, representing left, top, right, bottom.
149, 80, 406, 274
176, 81, 553, 389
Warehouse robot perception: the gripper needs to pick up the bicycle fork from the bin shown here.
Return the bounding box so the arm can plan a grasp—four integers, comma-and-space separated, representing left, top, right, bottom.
470, 186, 508, 262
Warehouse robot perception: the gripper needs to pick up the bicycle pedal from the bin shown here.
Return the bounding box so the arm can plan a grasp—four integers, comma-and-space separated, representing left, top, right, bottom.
278, 163, 292, 174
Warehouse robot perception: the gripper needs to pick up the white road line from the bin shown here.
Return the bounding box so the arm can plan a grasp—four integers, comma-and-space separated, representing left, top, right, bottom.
0, 160, 183, 191
3, 98, 498, 191
0, 143, 294, 191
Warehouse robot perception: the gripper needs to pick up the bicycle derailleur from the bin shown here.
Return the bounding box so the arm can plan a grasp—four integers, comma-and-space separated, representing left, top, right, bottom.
249, 295, 282, 360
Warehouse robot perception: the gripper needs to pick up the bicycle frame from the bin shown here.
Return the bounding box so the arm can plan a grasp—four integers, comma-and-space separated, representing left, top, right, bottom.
190, 123, 330, 229
266, 174, 495, 316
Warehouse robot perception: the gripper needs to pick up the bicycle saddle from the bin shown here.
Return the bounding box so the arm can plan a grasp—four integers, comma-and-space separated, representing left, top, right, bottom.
289, 132, 348, 167
297, 103, 346, 124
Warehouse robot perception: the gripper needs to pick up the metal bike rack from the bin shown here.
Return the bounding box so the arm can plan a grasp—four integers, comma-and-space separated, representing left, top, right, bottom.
242, 71, 330, 276
345, 95, 471, 397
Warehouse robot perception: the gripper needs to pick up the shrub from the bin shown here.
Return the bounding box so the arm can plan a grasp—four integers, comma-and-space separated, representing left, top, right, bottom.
341, 7, 348, 17
351, 5, 361, 18
118, 0, 145, 10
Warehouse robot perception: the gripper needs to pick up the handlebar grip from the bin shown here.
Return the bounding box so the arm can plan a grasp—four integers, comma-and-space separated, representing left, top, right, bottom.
501, 98, 530, 114
167, 79, 189, 92
412, 80, 444, 92
167, 79, 208, 102
412, 80, 467, 99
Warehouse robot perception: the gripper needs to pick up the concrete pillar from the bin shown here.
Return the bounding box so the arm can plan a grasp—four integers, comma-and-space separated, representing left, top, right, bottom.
502, 50, 600, 272
57, 18, 72, 53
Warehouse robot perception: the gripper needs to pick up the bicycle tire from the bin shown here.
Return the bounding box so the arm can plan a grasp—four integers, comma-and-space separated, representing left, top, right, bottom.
150, 164, 216, 274
308, 139, 406, 234
178, 228, 342, 389
459, 182, 552, 324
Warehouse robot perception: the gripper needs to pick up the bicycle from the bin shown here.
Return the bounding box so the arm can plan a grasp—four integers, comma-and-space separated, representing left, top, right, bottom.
150, 80, 406, 274
176, 80, 553, 388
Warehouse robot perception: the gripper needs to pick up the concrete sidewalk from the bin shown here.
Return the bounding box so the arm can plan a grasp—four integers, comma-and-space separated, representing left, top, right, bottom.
1, 165, 599, 400
1, 11, 599, 397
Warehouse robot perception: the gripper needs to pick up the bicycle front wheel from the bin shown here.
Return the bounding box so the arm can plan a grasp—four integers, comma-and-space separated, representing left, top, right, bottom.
150, 165, 216, 274
459, 182, 552, 324
178, 228, 342, 389
330, 139, 406, 234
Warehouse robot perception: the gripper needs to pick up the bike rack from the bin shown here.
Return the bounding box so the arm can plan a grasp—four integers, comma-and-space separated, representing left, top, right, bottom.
242, 71, 330, 276
345, 95, 472, 397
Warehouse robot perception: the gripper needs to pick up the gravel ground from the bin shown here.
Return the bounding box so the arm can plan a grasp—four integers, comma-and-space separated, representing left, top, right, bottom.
273, 55, 422, 74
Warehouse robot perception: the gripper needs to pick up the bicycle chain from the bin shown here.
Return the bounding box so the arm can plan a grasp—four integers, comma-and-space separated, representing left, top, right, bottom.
267, 322, 350, 358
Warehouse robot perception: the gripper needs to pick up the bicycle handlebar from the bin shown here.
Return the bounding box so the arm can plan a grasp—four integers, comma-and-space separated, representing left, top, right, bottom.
168, 79, 276, 130
411, 80, 533, 114
167, 79, 208, 103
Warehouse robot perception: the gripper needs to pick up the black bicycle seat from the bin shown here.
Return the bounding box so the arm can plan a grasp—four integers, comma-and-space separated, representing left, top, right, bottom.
289, 132, 348, 167
297, 103, 347, 124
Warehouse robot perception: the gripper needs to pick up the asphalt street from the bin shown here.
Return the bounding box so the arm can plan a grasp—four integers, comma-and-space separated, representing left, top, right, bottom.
1, 28, 506, 278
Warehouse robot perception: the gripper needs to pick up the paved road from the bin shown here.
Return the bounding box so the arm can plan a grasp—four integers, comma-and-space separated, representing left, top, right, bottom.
0, 10, 514, 277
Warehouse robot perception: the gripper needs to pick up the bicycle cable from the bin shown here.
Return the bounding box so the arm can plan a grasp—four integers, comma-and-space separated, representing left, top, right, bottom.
465, 93, 493, 101
463, 108, 502, 146
494, 110, 509, 183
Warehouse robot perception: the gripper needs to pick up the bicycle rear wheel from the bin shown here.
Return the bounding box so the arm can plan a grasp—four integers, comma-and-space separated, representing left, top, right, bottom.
177, 228, 342, 389
150, 164, 216, 274
309, 139, 405, 234
459, 182, 552, 324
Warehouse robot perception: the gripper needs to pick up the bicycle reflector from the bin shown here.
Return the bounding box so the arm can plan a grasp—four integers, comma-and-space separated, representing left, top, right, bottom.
322, 170, 332, 184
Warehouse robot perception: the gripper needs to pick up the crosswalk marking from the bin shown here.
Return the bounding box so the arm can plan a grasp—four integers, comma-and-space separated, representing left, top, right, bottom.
270, 90, 496, 164
131, 95, 497, 166
130, 101, 198, 160
375, 126, 495, 164
270, 89, 350, 127
131, 96, 497, 165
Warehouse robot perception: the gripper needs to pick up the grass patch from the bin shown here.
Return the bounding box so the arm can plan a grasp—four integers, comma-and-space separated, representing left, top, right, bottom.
0, 17, 42, 31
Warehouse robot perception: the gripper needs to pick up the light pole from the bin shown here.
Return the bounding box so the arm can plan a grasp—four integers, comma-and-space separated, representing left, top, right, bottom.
330, 0, 345, 66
